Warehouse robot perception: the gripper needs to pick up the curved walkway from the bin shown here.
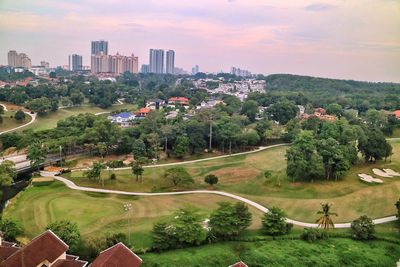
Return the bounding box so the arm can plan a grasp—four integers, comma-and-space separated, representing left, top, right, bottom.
0, 104, 8, 111
72, 143, 290, 172
44, 173, 397, 229
0, 112, 36, 135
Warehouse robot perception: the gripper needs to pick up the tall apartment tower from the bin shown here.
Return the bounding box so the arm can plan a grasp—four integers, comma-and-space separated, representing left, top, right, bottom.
91, 40, 108, 55
69, 54, 83, 71
7, 50, 32, 68
166, 50, 175, 74
149, 49, 164, 74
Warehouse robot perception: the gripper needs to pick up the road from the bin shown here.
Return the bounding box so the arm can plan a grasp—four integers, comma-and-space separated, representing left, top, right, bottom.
42, 172, 397, 229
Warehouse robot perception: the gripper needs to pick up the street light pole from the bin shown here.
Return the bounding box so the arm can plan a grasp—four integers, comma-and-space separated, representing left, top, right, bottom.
123, 203, 132, 245
59, 145, 62, 168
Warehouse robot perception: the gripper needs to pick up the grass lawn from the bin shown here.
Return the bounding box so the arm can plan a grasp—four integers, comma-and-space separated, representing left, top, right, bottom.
67, 140, 400, 223
141, 238, 400, 267
22, 103, 136, 131
0, 110, 29, 132
3, 181, 264, 249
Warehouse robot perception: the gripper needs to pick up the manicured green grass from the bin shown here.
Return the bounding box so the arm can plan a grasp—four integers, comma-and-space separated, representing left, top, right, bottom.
67, 141, 400, 223
141, 238, 400, 267
0, 110, 28, 131
3, 182, 263, 248
22, 103, 136, 131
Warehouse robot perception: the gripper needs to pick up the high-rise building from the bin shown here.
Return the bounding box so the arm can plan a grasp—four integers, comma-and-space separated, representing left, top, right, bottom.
231, 66, 251, 77
141, 64, 150, 73
166, 50, 175, 74
191, 65, 199, 75
91, 40, 108, 55
91, 53, 138, 75
7, 50, 32, 68
69, 54, 83, 71
149, 49, 164, 74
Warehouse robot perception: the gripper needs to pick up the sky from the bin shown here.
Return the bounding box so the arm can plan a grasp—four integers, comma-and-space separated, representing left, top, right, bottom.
0, 0, 399, 82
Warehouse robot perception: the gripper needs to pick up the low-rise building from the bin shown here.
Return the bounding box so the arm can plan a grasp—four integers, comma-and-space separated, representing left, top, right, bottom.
168, 97, 189, 107
134, 107, 151, 118
107, 112, 136, 127
146, 99, 165, 110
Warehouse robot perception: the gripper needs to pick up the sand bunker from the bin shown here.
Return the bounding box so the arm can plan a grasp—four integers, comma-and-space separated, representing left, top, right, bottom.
383, 169, 400, 176
358, 173, 383, 183
372, 168, 393, 178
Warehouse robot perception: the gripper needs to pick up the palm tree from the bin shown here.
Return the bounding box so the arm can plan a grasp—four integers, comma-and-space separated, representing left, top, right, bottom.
316, 203, 337, 230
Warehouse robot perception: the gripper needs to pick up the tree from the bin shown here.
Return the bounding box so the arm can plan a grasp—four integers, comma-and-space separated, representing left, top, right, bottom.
358, 129, 392, 162
316, 203, 337, 230
208, 202, 252, 240
173, 135, 189, 158
240, 100, 259, 122
267, 100, 298, 125
163, 167, 194, 187
132, 162, 144, 183
0, 160, 16, 187
25, 97, 52, 116
14, 110, 26, 122
27, 142, 46, 171
151, 208, 206, 250
132, 139, 147, 159
84, 162, 105, 181
204, 174, 218, 186
326, 103, 343, 118
261, 207, 293, 236
46, 220, 81, 253
0, 218, 23, 242
350, 215, 375, 240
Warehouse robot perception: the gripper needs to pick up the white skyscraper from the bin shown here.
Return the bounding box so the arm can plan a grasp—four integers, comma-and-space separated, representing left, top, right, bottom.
166, 50, 175, 74
149, 49, 164, 74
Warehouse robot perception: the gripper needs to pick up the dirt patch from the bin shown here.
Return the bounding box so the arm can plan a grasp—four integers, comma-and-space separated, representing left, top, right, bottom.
2, 102, 26, 111
210, 167, 260, 184
71, 154, 133, 168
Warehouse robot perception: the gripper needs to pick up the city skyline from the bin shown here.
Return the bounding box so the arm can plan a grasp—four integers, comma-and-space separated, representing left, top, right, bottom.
0, 0, 399, 81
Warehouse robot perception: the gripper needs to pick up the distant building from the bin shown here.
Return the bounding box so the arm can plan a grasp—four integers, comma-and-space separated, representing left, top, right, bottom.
107, 112, 136, 127
91, 40, 108, 55
149, 49, 164, 74
146, 99, 165, 110
192, 65, 199, 75
40, 61, 50, 68
7, 50, 32, 68
231, 67, 251, 77
174, 67, 187, 75
392, 110, 400, 119
69, 54, 83, 71
166, 50, 175, 74
229, 261, 248, 267
91, 53, 138, 75
168, 97, 189, 108
141, 64, 150, 74
134, 107, 151, 118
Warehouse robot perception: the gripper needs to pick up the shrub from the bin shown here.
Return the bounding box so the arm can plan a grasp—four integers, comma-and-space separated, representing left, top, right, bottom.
110, 173, 116, 180
0, 218, 23, 242
107, 160, 124, 168
300, 228, 328, 242
261, 207, 292, 236
350, 215, 375, 240
204, 174, 218, 186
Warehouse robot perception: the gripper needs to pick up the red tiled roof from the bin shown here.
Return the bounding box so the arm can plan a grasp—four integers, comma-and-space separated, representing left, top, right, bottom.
90, 243, 142, 267
135, 107, 151, 114
229, 261, 248, 267
52, 259, 87, 267
0, 247, 19, 262
1, 230, 68, 267
169, 97, 189, 101
393, 110, 400, 118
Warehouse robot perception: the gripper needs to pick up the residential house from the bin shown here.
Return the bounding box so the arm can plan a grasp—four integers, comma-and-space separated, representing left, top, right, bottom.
90, 243, 143, 267
392, 110, 400, 119
146, 99, 165, 110
0, 230, 88, 267
107, 112, 135, 127
134, 107, 151, 118
0, 230, 143, 267
167, 97, 189, 108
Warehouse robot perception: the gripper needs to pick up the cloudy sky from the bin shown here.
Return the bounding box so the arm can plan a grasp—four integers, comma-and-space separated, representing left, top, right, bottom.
0, 0, 399, 81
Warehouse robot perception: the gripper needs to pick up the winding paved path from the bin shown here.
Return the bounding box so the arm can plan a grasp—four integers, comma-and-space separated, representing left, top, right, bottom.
0, 112, 36, 135
41, 173, 397, 229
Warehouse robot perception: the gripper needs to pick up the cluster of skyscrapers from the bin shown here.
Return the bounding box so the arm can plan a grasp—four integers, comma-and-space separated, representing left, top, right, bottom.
141, 49, 175, 74
230, 67, 252, 77
7, 50, 32, 68
90, 40, 139, 75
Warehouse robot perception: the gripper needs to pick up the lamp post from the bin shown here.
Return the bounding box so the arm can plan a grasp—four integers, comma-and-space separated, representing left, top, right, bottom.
59, 145, 62, 167
123, 203, 132, 245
